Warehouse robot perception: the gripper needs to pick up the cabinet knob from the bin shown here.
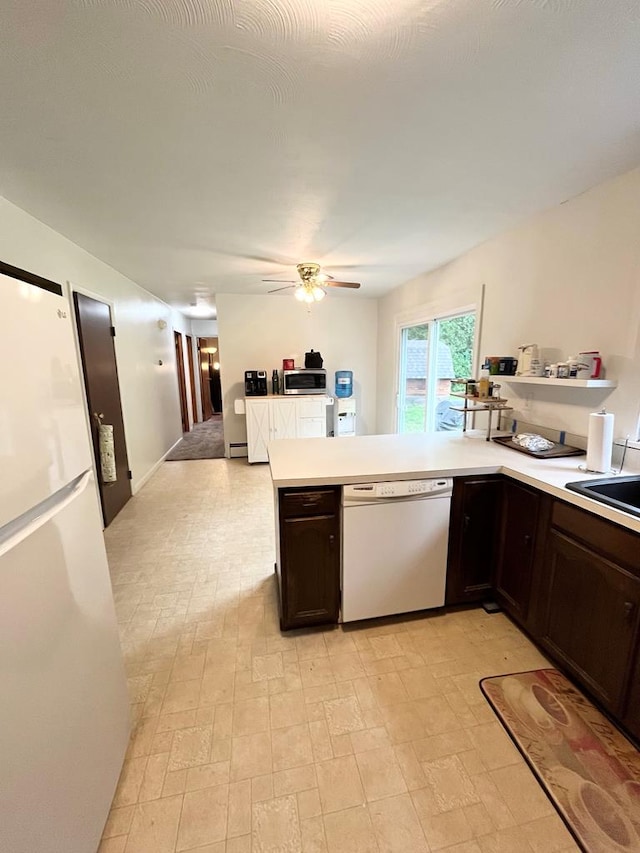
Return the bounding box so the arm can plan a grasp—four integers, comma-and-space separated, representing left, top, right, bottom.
463, 514, 471, 530
524, 534, 532, 548
329, 534, 335, 546
624, 601, 636, 622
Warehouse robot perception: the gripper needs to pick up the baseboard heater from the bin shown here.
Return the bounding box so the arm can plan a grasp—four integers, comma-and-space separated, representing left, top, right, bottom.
229, 442, 248, 458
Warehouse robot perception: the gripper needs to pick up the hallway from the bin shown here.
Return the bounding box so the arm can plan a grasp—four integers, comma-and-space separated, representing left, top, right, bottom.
101, 459, 577, 853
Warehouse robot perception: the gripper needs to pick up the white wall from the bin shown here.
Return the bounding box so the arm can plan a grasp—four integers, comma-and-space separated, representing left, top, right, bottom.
0, 196, 186, 493
217, 294, 378, 455
377, 166, 640, 440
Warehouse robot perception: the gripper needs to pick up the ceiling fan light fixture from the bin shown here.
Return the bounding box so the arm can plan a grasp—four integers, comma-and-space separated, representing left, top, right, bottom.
294, 286, 307, 302
312, 286, 325, 301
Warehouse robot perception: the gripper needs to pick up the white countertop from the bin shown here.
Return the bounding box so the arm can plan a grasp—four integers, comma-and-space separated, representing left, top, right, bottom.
268, 431, 640, 535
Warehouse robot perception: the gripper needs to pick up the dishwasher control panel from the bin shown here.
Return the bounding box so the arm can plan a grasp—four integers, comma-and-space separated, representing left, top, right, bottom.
343, 478, 453, 502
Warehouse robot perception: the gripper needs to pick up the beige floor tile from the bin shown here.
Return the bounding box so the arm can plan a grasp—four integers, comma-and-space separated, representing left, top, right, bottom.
269, 689, 308, 728
271, 722, 314, 771
324, 696, 366, 736
478, 826, 536, 852
398, 666, 441, 700
273, 763, 317, 796
162, 679, 202, 714
177, 784, 228, 851
252, 794, 302, 853
355, 746, 408, 802
232, 696, 270, 736
230, 731, 273, 781
467, 723, 521, 771
185, 760, 230, 791
489, 764, 554, 824
316, 754, 366, 813
330, 653, 366, 682
253, 652, 284, 681
98, 838, 127, 853
124, 795, 182, 853
301, 815, 328, 852
301, 657, 336, 688
113, 757, 148, 807
228, 779, 252, 837
420, 806, 473, 850
139, 752, 169, 801
369, 793, 428, 852
323, 806, 379, 853
309, 719, 334, 762
350, 726, 390, 753
168, 725, 213, 771
102, 805, 135, 839
226, 836, 251, 853
422, 754, 480, 812
522, 815, 579, 852
252, 773, 275, 802
298, 788, 322, 819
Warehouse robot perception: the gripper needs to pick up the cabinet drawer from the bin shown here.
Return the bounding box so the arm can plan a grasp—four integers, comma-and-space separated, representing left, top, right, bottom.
298, 417, 326, 438
296, 399, 325, 419
280, 488, 339, 518
552, 500, 640, 577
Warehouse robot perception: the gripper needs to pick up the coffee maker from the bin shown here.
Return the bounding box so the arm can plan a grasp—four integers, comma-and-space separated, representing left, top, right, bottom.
245, 370, 268, 396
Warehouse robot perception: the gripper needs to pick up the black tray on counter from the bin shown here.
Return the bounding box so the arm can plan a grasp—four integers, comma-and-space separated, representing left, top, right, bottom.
492, 435, 585, 459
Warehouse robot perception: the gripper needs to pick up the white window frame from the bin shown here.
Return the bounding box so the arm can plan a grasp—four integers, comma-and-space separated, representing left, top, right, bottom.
394, 284, 484, 434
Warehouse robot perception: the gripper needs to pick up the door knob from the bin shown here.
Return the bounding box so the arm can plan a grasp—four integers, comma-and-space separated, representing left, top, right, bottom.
624, 601, 635, 622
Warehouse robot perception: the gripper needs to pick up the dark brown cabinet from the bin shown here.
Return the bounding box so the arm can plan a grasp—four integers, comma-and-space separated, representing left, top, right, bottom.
278, 487, 340, 630
540, 529, 640, 713
623, 652, 640, 741
538, 502, 640, 716
494, 480, 541, 625
446, 476, 503, 605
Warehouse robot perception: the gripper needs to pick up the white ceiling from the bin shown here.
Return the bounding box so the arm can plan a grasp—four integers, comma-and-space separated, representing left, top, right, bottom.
1, 0, 639, 314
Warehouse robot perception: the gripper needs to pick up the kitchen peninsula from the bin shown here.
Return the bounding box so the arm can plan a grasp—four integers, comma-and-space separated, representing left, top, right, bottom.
269, 431, 640, 744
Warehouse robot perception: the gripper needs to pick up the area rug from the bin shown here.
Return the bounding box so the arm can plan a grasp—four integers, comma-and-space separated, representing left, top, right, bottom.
166, 415, 225, 460
480, 669, 640, 853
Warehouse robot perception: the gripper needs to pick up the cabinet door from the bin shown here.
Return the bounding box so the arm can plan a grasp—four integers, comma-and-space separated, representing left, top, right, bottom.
246, 399, 270, 463
540, 529, 640, 713
270, 398, 298, 440
280, 514, 340, 629
495, 480, 539, 623
297, 417, 326, 438
446, 477, 502, 605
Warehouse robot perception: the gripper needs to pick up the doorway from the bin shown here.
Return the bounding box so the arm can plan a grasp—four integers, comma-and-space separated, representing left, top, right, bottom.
197, 337, 222, 418
73, 292, 132, 527
397, 311, 476, 434
174, 330, 190, 433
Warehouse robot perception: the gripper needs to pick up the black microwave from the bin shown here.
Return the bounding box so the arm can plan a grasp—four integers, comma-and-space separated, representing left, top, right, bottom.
283, 369, 327, 395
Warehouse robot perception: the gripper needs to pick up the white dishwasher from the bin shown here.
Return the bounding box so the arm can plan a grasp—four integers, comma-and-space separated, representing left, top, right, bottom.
341, 478, 453, 623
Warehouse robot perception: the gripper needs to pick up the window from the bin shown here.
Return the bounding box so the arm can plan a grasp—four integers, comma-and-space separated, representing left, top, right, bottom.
397, 311, 476, 434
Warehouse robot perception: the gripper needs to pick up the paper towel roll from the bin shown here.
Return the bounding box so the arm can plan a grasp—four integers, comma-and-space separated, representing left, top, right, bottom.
586, 410, 614, 473
99, 424, 117, 483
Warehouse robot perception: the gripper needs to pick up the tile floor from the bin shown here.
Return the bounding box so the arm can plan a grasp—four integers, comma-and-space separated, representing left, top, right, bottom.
101, 459, 579, 853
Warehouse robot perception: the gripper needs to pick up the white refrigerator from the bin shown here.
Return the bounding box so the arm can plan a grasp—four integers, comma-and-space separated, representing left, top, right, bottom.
0, 272, 130, 852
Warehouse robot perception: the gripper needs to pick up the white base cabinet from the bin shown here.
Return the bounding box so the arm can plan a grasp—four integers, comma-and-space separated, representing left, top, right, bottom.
246, 396, 331, 463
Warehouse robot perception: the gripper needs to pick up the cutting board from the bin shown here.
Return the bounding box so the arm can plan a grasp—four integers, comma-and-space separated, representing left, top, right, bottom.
492, 435, 585, 458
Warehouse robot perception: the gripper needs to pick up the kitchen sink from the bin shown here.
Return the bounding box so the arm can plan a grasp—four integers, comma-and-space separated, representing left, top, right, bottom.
565, 475, 640, 518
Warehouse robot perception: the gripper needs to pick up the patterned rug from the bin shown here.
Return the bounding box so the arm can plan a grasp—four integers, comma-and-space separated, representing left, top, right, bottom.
166, 415, 225, 460
480, 669, 640, 853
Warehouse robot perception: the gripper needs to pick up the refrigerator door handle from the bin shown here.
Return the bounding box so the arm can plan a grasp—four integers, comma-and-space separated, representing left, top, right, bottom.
0, 470, 93, 559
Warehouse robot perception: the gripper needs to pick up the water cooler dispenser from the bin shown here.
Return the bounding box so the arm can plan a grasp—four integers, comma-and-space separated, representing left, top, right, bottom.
334, 371, 356, 437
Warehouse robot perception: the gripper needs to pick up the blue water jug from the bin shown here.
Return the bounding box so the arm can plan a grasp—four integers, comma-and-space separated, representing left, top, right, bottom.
335, 370, 353, 398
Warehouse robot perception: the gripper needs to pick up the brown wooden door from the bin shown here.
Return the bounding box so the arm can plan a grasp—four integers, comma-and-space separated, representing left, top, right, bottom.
446, 476, 503, 605
280, 514, 340, 629
73, 292, 132, 527
198, 337, 213, 421
174, 331, 189, 433
540, 529, 640, 713
185, 335, 198, 424
495, 480, 540, 622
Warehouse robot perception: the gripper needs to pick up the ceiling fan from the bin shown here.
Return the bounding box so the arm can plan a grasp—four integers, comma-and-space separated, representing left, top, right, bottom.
263, 262, 361, 303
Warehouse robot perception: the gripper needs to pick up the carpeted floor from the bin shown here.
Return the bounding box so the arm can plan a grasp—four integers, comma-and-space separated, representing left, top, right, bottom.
481, 668, 640, 853
166, 415, 225, 460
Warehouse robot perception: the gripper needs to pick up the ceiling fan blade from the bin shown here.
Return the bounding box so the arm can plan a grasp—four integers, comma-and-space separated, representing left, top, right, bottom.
262, 279, 297, 283
268, 285, 296, 294
326, 281, 361, 289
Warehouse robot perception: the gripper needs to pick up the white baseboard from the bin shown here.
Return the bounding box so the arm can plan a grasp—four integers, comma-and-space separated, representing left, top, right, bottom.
131, 437, 183, 494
